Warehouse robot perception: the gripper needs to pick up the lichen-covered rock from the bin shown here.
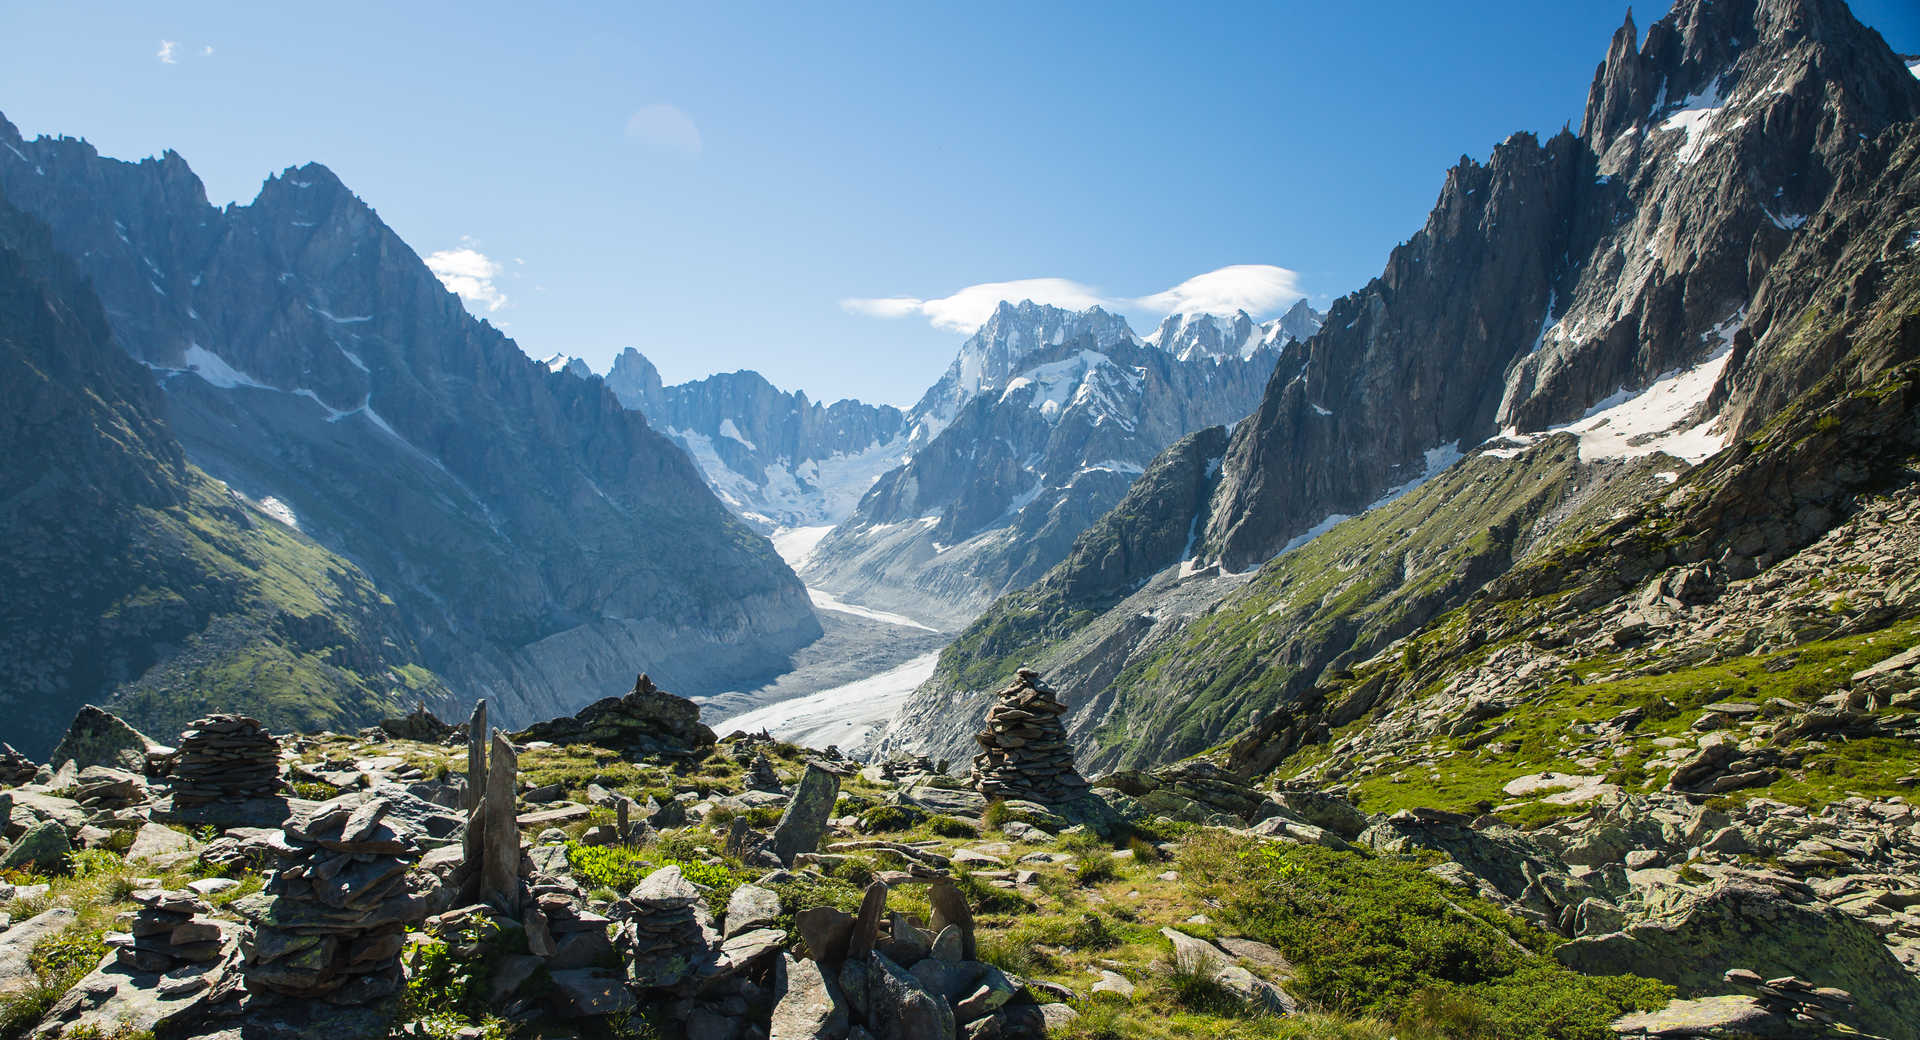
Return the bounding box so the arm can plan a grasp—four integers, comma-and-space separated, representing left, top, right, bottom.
0, 820, 71, 873
867, 951, 954, 1040
47, 706, 164, 776
770, 762, 844, 866
769, 953, 849, 1040
1557, 880, 1920, 1040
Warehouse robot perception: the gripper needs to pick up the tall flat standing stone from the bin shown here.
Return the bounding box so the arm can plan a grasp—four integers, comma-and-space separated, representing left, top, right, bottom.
929, 879, 976, 961
482, 730, 521, 914
848, 880, 889, 961
769, 760, 841, 866
464, 700, 487, 813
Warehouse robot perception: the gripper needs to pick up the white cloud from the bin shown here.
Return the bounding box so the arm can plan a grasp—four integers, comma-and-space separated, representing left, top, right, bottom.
425, 243, 508, 312
843, 278, 1108, 333
1133, 264, 1305, 317
843, 265, 1307, 334
201, 45, 214, 57
157, 40, 177, 64
624, 103, 703, 157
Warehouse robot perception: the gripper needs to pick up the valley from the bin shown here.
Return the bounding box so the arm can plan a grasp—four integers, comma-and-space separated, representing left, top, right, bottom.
2, 0, 1919, 1037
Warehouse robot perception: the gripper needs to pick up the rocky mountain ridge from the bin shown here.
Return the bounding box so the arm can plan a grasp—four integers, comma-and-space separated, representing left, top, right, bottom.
604, 348, 910, 531
0, 113, 821, 732
802, 301, 1299, 629
0, 186, 446, 756
878, 0, 1920, 771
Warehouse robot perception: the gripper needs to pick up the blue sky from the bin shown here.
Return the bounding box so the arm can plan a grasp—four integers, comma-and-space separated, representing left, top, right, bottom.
4, 2, 1917, 406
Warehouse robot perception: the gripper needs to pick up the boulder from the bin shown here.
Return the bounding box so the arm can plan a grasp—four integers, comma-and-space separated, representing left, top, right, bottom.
0, 908, 79, 993
867, 951, 955, 1040
795, 906, 855, 963
771, 762, 844, 866
1264, 788, 1372, 839
47, 706, 163, 775
549, 967, 638, 1017
726, 884, 783, 939
1610, 994, 1806, 1039
0, 821, 71, 873
1557, 880, 1920, 1040
125, 822, 197, 866
28, 959, 223, 1040
770, 954, 849, 1040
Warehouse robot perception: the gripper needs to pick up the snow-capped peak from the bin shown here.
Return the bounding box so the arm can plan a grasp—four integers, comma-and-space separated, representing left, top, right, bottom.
542, 353, 592, 379
1146, 300, 1323, 362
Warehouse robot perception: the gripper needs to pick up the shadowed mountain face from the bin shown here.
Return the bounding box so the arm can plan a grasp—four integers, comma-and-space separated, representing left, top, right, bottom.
0, 187, 449, 755
605, 349, 909, 532
0, 117, 821, 729
877, 0, 1920, 771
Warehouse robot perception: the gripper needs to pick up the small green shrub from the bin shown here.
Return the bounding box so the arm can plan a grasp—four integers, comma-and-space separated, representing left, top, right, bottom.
1057, 830, 1108, 856
744, 806, 783, 828
857, 805, 921, 833
1165, 941, 1246, 1015
288, 780, 341, 801
28, 930, 108, 980
975, 931, 1055, 976
400, 918, 512, 1040
67, 849, 124, 880
1073, 856, 1118, 886
981, 800, 1011, 829
950, 870, 1032, 915
564, 843, 741, 916
928, 815, 979, 839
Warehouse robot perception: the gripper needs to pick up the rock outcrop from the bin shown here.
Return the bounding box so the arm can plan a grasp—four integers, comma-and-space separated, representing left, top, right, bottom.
47, 706, 165, 777
512, 673, 716, 759
876, 0, 1920, 777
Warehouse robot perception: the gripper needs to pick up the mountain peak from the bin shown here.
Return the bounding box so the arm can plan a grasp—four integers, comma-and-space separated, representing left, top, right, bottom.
1582, 0, 1920, 151
251, 161, 363, 217
542, 353, 593, 379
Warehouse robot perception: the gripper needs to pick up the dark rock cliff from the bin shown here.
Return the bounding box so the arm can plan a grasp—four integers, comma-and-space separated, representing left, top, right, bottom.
0, 119, 820, 727
0, 187, 445, 754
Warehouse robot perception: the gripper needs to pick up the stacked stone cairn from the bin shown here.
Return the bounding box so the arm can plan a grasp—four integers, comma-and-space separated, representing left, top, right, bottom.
72, 765, 146, 809
171, 715, 281, 805
970, 668, 1088, 803
0, 742, 39, 785
108, 888, 234, 994
612, 865, 714, 989
744, 753, 783, 793
238, 793, 429, 1004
